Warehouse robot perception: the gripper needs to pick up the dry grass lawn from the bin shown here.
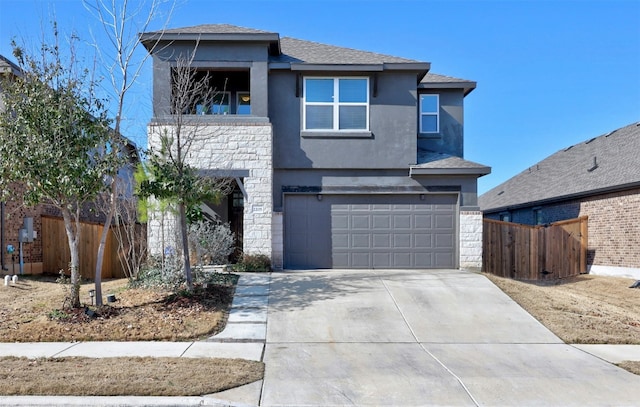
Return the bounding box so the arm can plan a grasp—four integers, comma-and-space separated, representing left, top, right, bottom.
485, 273, 640, 376
0, 274, 265, 396
484, 273, 640, 344
0, 356, 264, 396
0, 275, 233, 342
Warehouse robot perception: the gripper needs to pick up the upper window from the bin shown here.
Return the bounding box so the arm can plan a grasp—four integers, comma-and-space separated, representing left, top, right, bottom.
303, 77, 369, 131
236, 92, 251, 115
420, 94, 439, 133
533, 208, 543, 225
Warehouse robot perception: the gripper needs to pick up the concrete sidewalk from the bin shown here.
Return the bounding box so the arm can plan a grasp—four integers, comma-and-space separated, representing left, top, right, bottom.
1, 270, 640, 407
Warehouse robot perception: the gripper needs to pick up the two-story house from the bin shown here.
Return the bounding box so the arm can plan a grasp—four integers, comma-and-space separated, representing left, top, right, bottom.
140, 24, 490, 270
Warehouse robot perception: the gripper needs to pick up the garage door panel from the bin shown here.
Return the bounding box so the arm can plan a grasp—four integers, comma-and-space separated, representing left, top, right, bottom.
373, 215, 390, 229
352, 234, 371, 248
435, 233, 454, 248
373, 253, 391, 268
373, 234, 391, 248
352, 215, 370, 229
285, 194, 457, 269
351, 253, 371, 267
393, 252, 412, 267
333, 214, 349, 229
414, 233, 432, 248
435, 214, 454, 229
393, 215, 411, 229
414, 214, 432, 228
394, 234, 412, 248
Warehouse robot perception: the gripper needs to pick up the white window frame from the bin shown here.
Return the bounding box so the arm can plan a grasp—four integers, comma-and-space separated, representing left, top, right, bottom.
419, 94, 439, 134
303, 77, 369, 131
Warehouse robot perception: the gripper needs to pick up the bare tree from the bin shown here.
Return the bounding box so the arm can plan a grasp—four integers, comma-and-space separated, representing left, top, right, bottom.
83, 0, 174, 305
140, 50, 233, 291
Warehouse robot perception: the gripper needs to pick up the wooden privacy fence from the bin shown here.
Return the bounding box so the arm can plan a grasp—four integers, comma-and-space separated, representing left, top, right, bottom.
483, 216, 588, 281
42, 216, 141, 279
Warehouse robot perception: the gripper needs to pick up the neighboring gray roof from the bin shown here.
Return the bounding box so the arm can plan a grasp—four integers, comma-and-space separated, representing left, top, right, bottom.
410, 149, 491, 176
0, 54, 21, 76
479, 122, 640, 212
275, 37, 420, 65
419, 72, 476, 95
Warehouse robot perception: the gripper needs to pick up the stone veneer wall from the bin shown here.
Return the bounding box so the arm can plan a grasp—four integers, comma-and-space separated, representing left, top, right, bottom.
147, 122, 274, 262
460, 210, 483, 269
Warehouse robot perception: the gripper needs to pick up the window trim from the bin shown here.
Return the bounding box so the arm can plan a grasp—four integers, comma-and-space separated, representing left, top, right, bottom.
303, 77, 370, 132
419, 94, 439, 134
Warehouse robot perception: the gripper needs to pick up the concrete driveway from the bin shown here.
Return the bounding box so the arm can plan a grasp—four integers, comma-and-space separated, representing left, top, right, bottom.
261, 269, 640, 406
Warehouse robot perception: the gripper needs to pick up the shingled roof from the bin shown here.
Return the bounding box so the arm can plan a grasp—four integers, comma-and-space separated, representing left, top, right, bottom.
410, 149, 490, 176
479, 122, 640, 212
419, 72, 476, 95
140, 24, 428, 68
275, 37, 420, 65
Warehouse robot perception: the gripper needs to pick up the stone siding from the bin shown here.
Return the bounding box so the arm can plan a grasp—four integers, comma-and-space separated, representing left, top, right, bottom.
147, 121, 274, 261
459, 210, 483, 269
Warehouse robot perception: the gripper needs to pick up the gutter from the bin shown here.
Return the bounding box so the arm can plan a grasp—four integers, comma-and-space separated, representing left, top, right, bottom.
482, 181, 640, 214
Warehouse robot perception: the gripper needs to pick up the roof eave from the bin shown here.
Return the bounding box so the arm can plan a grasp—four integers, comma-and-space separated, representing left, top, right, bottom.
410, 167, 491, 177
419, 81, 477, 96
482, 181, 640, 214
139, 32, 281, 53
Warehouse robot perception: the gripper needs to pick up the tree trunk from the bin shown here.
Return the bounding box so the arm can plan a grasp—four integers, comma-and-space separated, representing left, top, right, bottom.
94, 182, 117, 306
61, 208, 81, 308
178, 202, 193, 290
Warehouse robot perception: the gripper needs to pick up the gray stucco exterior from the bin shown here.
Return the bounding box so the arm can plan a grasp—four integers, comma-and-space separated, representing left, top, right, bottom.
140, 24, 490, 270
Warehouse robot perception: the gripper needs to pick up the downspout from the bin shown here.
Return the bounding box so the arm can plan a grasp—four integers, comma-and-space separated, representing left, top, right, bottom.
1, 202, 7, 271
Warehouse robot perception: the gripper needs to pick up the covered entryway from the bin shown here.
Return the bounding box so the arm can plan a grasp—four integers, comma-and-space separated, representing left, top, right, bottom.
284, 194, 458, 269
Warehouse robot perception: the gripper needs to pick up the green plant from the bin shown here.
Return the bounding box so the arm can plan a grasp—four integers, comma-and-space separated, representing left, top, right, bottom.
48, 309, 70, 321
233, 254, 272, 272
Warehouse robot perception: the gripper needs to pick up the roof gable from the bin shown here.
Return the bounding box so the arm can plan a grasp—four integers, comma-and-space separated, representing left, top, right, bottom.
479, 122, 640, 212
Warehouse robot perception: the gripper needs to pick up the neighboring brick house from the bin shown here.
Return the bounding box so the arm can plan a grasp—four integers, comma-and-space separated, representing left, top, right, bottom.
140, 24, 490, 270
0, 54, 139, 276
479, 122, 640, 279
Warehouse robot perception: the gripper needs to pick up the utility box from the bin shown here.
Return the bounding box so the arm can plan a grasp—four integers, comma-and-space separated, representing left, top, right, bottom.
21, 217, 34, 242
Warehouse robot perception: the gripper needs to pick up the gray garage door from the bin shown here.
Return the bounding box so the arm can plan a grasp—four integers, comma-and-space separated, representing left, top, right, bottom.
284, 194, 457, 269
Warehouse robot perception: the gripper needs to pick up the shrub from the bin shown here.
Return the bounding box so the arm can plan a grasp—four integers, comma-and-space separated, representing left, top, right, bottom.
233, 253, 272, 272
132, 255, 189, 291
188, 219, 235, 266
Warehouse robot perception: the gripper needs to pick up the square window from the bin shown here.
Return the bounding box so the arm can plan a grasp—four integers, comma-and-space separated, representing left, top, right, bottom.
304, 77, 369, 131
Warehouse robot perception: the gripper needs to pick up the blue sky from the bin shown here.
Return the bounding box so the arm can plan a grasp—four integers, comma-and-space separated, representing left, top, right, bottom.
1, 0, 639, 195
